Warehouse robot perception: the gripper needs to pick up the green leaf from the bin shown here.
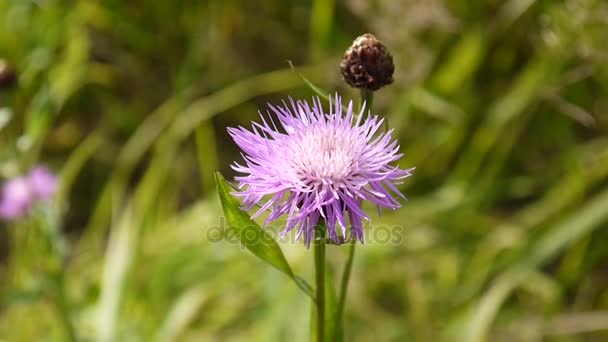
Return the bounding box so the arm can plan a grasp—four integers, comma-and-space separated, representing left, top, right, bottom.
287, 61, 352, 116
215, 172, 314, 299
287, 60, 330, 101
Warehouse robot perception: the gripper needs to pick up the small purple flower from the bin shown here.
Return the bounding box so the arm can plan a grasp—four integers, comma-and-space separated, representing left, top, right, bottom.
0, 176, 32, 220
28, 166, 58, 201
228, 95, 414, 246
0, 166, 58, 221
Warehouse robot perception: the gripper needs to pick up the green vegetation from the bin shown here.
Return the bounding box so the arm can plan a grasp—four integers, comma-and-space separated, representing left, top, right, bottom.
1, 0, 608, 341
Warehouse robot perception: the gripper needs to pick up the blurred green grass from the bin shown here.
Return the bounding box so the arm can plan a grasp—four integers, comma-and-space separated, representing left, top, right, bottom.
1, 0, 608, 341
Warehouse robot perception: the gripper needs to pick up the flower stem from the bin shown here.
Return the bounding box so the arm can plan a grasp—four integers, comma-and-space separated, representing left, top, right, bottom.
314, 224, 326, 342
335, 239, 356, 340
360, 88, 373, 113
41, 208, 76, 342
53, 270, 77, 342
37, 208, 77, 342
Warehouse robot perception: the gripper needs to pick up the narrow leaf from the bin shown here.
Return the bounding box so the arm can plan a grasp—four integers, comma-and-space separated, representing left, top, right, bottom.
287, 61, 352, 115
287, 60, 330, 101
215, 172, 314, 299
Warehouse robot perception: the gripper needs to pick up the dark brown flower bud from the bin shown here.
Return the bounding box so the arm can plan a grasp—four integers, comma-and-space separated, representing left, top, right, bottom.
340, 34, 394, 91
0, 60, 17, 90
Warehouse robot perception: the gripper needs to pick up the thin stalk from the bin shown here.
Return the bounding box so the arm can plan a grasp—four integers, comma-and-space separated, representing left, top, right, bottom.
314, 224, 326, 342
42, 208, 76, 342
53, 271, 76, 342
334, 240, 356, 340
360, 89, 373, 112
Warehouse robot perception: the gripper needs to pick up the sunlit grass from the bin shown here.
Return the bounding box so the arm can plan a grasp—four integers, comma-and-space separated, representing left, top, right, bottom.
1, 0, 608, 341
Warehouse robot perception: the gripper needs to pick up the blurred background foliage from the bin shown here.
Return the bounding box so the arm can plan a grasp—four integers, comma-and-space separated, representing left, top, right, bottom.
1, 0, 608, 341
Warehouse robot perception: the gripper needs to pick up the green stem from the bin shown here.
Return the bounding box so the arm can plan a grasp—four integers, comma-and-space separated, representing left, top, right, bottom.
360, 89, 373, 113
53, 271, 76, 342
314, 225, 326, 342
42, 209, 76, 342
335, 240, 356, 340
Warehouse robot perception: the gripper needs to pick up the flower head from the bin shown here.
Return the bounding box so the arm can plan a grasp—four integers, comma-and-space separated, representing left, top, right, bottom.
0, 177, 32, 220
228, 95, 414, 246
28, 166, 58, 201
0, 165, 58, 221
340, 34, 394, 91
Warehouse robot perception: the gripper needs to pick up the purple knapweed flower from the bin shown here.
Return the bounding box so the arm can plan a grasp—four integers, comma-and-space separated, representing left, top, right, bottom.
0, 176, 32, 220
0, 166, 58, 221
228, 95, 414, 246
28, 166, 58, 201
